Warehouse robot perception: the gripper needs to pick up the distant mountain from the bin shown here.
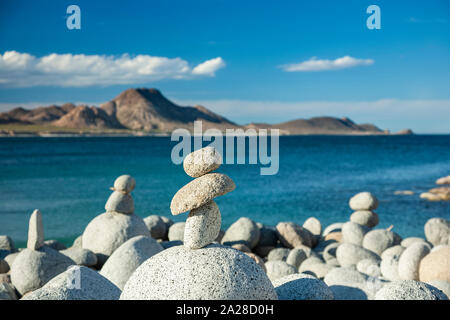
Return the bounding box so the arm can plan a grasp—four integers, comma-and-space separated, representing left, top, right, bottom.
0, 88, 410, 135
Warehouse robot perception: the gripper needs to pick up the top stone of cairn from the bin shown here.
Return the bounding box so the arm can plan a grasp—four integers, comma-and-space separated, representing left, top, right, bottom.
349, 192, 379, 211
27, 209, 44, 250
112, 175, 136, 194
183, 147, 222, 178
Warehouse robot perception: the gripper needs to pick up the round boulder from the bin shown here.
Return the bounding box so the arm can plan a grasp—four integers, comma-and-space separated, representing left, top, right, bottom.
276, 222, 314, 248
120, 244, 277, 300
350, 210, 379, 228
60, 247, 98, 267
342, 222, 369, 246
419, 246, 450, 282
324, 267, 369, 300
265, 260, 297, 282
143, 215, 167, 240
375, 280, 448, 300
363, 229, 397, 255
168, 222, 186, 242
104, 191, 134, 215
273, 273, 334, 300
424, 218, 450, 246
22, 265, 121, 300
100, 236, 163, 289
349, 192, 378, 211
113, 174, 136, 194
381, 245, 405, 260
336, 243, 380, 268
221, 217, 260, 249
267, 248, 290, 262
398, 242, 431, 280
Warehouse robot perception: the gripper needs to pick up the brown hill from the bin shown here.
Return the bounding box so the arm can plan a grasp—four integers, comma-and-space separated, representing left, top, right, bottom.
53, 105, 124, 129
100, 88, 237, 131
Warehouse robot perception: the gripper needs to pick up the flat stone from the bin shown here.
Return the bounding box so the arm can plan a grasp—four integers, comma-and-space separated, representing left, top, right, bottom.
184, 200, 221, 249
60, 247, 98, 267
424, 218, 450, 246
336, 243, 380, 268
105, 191, 134, 215
265, 260, 297, 282
419, 246, 450, 282
22, 265, 121, 300
221, 217, 260, 249
349, 192, 378, 211
350, 210, 379, 228
100, 236, 163, 289
183, 146, 222, 178
342, 222, 369, 246
82, 212, 150, 267
168, 222, 186, 242
27, 209, 44, 250
398, 242, 431, 280
375, 280, 448, 300
120, 244, 277, 300
276, 222, 314, 248
363, 229, 397, 255
273, 273, 334, 300
143, 215, 167, 239
10, 246, 75, 295
170, 173, 235, 215
112, 174, 136, 194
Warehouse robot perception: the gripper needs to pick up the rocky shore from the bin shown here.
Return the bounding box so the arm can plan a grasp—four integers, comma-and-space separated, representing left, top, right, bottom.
0, 148, 449, 300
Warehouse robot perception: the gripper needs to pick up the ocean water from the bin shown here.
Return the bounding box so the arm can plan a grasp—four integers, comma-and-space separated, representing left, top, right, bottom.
0, 135, 449, 247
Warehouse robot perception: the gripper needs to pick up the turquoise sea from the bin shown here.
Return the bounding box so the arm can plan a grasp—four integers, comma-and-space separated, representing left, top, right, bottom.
0, 135, 449, 247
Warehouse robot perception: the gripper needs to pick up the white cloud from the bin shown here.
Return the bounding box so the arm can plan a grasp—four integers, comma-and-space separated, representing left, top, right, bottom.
0, 51, 225, 87
192, 57, 225, 76
281, 56, 374, 72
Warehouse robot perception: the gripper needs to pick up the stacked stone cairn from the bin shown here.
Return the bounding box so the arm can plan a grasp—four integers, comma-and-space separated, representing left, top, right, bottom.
81, 175, 150, 267
120, 147, 277, 300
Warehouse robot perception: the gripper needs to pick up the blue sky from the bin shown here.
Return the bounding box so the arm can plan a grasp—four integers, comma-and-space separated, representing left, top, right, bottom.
0, 0, 449, 132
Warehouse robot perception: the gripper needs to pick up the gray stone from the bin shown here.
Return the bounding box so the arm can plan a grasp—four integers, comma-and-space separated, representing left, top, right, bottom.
100, 236, 163, 290
381, 245, 405, 260
82, 211, 150, 267
286, 248, 308, 269
356, 258, 380, 277
375, 280, 448, 300
121, 244, 277, 300
265, 260, 297, 282
363, 229, 397, 255
184, 200, 221, 249
3, 252, 18, 268
350, 210, 379, 228
424, 218, 450, 246
170, 173, 235, 215
349, 192, 378, 211
10, 246, 75, 295
276, 222, 314, 248
222, 217, 260, 249
299, 256, 324, 273
301, 263, 333, 279
22, 266, 121, 300
143, 215, 167, 239
27, 209, 44, 250
257, 225, 278, 247
44, 239, 67, 251
60, 247, 98, 267
380, 255, 402, 281
336, 243, 380, 268
303, 217, 322, 236
0, 282, 17, 300
322, 223, 344, 236
183, 146, 222, 178
267, 248, 290, 262
324, 267, 370, 300
398, 242, 431, 280
105, 191, 134, 215
426, 280, 450, 298
160, 240, 183, 249
168, 222, 185, 242
401, 237, 429, 248
342, 222, 369, 246
112, 175, 136, 194
273, 273, 334, 300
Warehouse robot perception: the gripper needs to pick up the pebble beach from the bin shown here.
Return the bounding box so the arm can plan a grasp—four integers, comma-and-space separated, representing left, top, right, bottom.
0, 146, 449, 301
